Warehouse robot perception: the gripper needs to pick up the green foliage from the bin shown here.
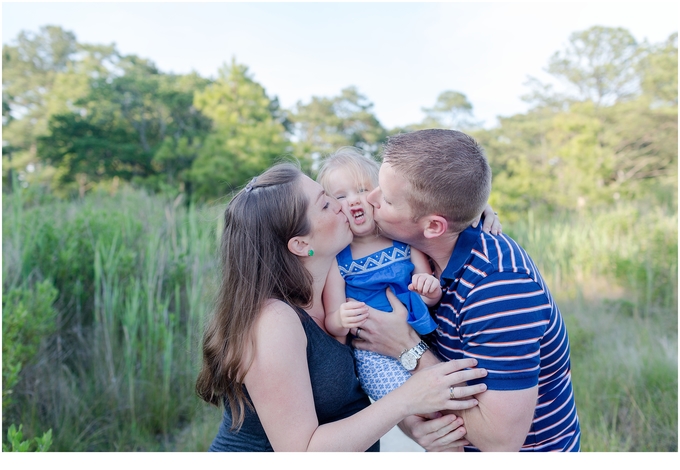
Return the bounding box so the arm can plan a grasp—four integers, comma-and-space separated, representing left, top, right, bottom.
2, 25, 78, 144
190, 59, 290, 200
506, 204, 678, 315
547, 26, 640, 105
3, 189, 143, 324
638, 33, 678, 106
291, 85, 387, 170
2, 184, 221, 451
37, 57, 214, 199
475, 95, 677, 215
420, 90, 480, 130
2, 280, 59, 413
506, 204, 677, 451
37, 110, 146, 193
3, 424, 53, 452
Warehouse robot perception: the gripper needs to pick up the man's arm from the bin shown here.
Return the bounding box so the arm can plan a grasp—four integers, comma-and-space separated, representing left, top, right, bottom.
354, 285, 541, 451
453, 388, 537, 451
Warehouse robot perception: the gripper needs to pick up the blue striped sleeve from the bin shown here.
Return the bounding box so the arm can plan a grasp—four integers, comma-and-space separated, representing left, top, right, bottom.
459, 272, 551, 390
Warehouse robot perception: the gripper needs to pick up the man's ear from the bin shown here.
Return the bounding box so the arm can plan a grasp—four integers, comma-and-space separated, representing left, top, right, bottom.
287, 236, 309, 256
423, 215, 448, 239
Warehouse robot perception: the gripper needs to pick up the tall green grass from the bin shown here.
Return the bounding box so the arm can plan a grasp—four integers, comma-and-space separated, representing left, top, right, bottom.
507, 204, 678, 451
2, 185, 223, 451
2, 186, 677, 451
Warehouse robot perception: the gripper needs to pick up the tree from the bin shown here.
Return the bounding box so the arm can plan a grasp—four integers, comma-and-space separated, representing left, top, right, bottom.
524, 26, 641, 108
420, 90, 480, 130
2, 25, 78, 130
149, 72, 213, 197
189, 59, 290, 200
548, 26, 640, 105
291, 86, 387, 170
472, 109, 559, 217
2, 26, 80, 189
37, 106, 148, 197
2, 26, 122, 191
37, 53, 213, 197
638, 32, 678, 107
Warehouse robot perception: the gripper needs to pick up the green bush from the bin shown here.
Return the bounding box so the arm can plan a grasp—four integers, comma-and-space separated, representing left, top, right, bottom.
2, 279, 59, 413
2, 279, 59, 450
2, 424, 53, 452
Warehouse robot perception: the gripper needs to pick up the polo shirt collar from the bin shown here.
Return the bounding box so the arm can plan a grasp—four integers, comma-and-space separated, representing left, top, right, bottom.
441, 219, 483, 281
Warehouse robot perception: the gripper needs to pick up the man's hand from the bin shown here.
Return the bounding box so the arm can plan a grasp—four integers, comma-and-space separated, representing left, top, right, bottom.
399, 413, 470, 452
351, 287, 420, 359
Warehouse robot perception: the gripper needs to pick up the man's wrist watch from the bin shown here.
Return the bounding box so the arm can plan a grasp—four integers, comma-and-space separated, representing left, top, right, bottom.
398, 340, 429, 371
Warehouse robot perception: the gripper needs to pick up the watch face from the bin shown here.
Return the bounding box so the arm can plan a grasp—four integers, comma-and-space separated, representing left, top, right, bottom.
401, 352, 417, 371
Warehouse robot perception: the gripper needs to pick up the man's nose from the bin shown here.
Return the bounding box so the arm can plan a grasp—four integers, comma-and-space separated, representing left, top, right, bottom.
367, 187, 380, 207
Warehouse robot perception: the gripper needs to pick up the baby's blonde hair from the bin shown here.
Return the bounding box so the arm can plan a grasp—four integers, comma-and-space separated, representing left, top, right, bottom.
316, 146, 380, 194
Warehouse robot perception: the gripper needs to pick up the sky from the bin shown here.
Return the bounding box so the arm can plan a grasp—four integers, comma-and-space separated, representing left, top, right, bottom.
2, 1, 678, 130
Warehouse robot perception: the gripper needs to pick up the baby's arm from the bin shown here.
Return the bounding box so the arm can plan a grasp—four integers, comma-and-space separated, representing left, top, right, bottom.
322, 259, 369, 341
409, 247, 443, 307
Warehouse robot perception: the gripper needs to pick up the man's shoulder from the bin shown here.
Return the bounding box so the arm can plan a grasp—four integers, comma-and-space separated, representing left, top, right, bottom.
464, 232, 533, 274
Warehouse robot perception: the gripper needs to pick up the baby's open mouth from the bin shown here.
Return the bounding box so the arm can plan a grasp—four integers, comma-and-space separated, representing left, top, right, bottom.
351, 208, 365, 222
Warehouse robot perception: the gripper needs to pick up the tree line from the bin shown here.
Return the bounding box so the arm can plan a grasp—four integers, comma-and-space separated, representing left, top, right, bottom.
2, 25, 677, 213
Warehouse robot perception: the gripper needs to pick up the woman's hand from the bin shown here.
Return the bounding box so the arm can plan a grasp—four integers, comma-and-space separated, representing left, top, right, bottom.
398, 358, 487, 417
399, 413, 471, 452
471, 204, 502, 235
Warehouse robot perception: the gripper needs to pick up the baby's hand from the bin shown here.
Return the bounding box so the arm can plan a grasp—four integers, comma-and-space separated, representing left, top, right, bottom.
339, 301, 369, 329
409, 273, 442, 300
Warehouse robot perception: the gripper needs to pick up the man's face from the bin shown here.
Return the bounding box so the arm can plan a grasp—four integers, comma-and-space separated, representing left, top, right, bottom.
366, 161, 421, 244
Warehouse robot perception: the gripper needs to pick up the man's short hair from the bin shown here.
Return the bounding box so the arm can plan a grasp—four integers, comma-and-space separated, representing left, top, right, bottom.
381, 129, 492, 233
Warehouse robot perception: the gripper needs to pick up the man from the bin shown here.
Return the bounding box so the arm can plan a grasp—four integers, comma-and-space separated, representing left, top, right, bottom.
355, 129, 581, 451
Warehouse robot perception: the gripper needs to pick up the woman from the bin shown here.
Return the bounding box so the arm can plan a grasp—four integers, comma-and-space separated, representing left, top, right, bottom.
195, 162, 489, 452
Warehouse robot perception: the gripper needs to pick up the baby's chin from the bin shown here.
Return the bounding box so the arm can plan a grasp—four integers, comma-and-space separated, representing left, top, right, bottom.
350, 220, 380, 238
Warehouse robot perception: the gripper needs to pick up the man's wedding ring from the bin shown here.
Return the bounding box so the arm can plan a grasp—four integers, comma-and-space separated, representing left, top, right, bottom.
356, 328, 361, 339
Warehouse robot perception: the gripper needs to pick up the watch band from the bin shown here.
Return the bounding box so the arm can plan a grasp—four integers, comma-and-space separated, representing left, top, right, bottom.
411, 340, 429, 358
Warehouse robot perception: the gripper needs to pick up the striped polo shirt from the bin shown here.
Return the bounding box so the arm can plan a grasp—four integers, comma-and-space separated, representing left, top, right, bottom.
433, 222, 581, 452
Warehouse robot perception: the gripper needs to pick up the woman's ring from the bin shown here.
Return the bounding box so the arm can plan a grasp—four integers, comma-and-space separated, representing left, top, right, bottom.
449, 386, 455, 400
356, 328, 361, 339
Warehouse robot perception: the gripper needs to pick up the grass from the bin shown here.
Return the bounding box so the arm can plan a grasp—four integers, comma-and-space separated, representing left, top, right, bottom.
507, 204, 678, 452
2, 185, 677, 451
2, 184, 223, 451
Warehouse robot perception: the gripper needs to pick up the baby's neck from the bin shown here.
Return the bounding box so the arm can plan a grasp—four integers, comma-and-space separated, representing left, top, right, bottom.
349, 233, 394, 259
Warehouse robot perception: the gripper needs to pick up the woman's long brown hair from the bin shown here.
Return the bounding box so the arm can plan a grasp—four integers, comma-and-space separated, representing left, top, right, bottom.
195, 163, 314, 429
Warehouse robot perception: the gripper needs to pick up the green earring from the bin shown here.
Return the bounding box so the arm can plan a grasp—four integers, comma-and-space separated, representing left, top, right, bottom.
308, 249, 314, 257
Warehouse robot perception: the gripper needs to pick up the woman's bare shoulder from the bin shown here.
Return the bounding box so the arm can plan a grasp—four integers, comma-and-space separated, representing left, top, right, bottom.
247, 300, 307, 377
257, 299, 305, 334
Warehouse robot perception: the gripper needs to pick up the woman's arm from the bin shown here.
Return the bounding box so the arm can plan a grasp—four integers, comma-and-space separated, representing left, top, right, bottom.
244, 300, 487, 452
322, 259, 368, 340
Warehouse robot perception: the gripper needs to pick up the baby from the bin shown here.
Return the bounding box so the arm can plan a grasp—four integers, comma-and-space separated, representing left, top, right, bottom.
317, 147, 442, 401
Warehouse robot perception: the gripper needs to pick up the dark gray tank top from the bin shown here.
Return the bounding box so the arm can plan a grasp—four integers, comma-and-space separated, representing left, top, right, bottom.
209, 305, 379, 452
